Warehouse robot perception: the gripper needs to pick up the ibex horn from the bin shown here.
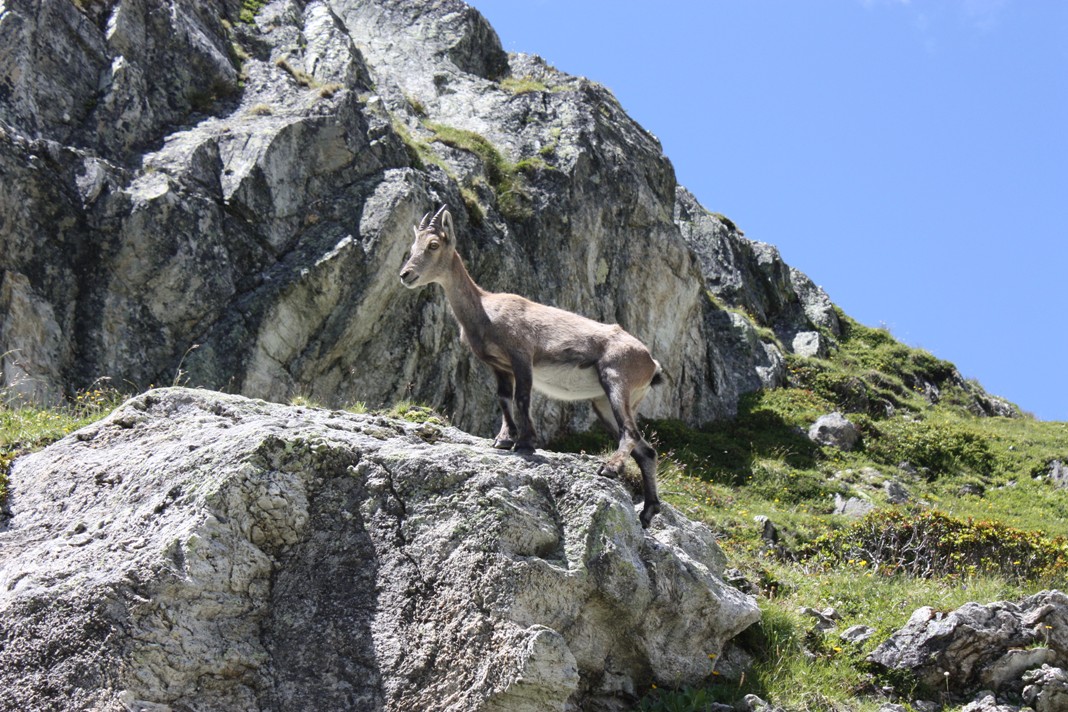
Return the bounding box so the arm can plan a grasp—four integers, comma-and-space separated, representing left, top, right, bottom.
430, 204, 449, 229
418, 210, 433, 230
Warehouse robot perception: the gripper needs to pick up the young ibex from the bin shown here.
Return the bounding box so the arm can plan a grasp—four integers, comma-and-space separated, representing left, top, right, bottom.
399, 205, 663, 528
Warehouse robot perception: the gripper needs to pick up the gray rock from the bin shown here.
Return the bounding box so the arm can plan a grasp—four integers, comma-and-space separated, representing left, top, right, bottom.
868, 591, 1068, 699
799, 606, 840, 633
885, 479, 911, 504
1023, 665, 1068, 712
833, 493, 875, 518
737, 693, 785, 712
960, 692, 1022, 712
808, 412, 859, 451
756, 514, 780, 545
791, 330, 827, 358
911, 702, 941, 712
0, 388, 760, 711
1043, 460, 1068, 487
982, 647, 1052, 691
841, 625, 876, 644
789, 267, 842, 336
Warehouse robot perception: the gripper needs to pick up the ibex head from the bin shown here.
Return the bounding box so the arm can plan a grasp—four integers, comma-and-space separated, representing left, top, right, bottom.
400, 205, 455, 289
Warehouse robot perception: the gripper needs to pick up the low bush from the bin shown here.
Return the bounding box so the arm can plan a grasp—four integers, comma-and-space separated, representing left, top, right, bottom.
865, 416, 995, 476
801, 509, 1068, 582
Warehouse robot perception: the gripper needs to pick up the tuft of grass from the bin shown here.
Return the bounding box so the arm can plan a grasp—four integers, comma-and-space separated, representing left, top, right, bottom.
392, 118, 447, 174
382, 401, 448, 426
514, 155, 550, 173
319, 83, 343, 99
406, 94, 428, 117
275, 56, 318, 88
240, 0, 267, 24
499, 76, 551, 95
424, 122, 535, 221
1, 384, 127, 504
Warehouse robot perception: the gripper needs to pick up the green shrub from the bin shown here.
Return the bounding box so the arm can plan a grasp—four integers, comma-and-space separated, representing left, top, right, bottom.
866, 416, 995, 476
801, 509, 1068, 582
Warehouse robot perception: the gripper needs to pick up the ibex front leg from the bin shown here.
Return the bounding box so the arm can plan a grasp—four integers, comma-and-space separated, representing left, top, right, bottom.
508, 354, 538, 455
492, 369, 518, 450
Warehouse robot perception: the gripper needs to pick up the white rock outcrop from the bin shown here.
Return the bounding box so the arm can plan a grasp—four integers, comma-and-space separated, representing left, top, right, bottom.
0, 388, 759, 711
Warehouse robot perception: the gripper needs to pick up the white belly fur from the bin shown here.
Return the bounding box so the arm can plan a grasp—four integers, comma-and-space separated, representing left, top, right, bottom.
532, 363, 604, 401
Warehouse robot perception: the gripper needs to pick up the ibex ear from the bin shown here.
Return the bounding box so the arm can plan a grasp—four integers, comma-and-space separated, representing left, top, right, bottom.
441, 209, 454, 244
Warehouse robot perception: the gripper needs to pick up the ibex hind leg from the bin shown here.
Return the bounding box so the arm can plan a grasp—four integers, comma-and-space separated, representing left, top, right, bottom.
591, 396, 620, 439
594, 375, 660, 528
632, 438, 660, 528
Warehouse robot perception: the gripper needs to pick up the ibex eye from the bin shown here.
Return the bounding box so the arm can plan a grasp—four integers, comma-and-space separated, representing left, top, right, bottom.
428, 241, 440, 250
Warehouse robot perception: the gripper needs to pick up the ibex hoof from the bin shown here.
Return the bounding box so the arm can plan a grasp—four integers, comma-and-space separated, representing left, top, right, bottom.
513, 442, 536, 456
492, 437, 515, 450
639, 501, 662, 529
597, 459, 625, 479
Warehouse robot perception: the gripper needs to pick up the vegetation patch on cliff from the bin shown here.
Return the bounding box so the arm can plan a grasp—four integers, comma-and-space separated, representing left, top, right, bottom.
424, 121, 537, 221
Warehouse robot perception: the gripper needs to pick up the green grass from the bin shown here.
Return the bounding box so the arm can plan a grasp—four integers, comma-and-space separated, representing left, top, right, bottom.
1, 385, 126, 503
554, 309, 1068, 711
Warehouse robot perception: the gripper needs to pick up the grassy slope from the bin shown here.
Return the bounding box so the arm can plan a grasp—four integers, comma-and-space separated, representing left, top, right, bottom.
3, 316, 1066, 711
556, 312, 1068, 711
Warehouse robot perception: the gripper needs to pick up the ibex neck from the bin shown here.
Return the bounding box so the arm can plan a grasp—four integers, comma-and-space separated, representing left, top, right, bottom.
439, 252, 488, 329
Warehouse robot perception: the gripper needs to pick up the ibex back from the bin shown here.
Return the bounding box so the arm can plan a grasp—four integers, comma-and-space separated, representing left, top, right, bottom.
399, 206, 662, 528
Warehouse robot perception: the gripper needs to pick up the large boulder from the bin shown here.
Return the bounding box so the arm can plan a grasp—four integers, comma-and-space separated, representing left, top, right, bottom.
0, 388, 759, 711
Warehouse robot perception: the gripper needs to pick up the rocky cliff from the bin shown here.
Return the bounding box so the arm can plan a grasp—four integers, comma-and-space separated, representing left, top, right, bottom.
0, 0, 838, 440
0, 387, 759, 711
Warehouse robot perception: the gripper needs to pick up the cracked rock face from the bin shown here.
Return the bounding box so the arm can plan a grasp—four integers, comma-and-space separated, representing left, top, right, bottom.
0, 0, 840, 436
0, 388, 759, 711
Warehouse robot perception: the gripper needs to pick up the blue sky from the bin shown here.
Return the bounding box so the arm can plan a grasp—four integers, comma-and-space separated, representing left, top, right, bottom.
470, 0, 1068, 421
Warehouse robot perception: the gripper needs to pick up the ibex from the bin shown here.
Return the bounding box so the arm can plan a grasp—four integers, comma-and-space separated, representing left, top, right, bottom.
399, 205, 663, 528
